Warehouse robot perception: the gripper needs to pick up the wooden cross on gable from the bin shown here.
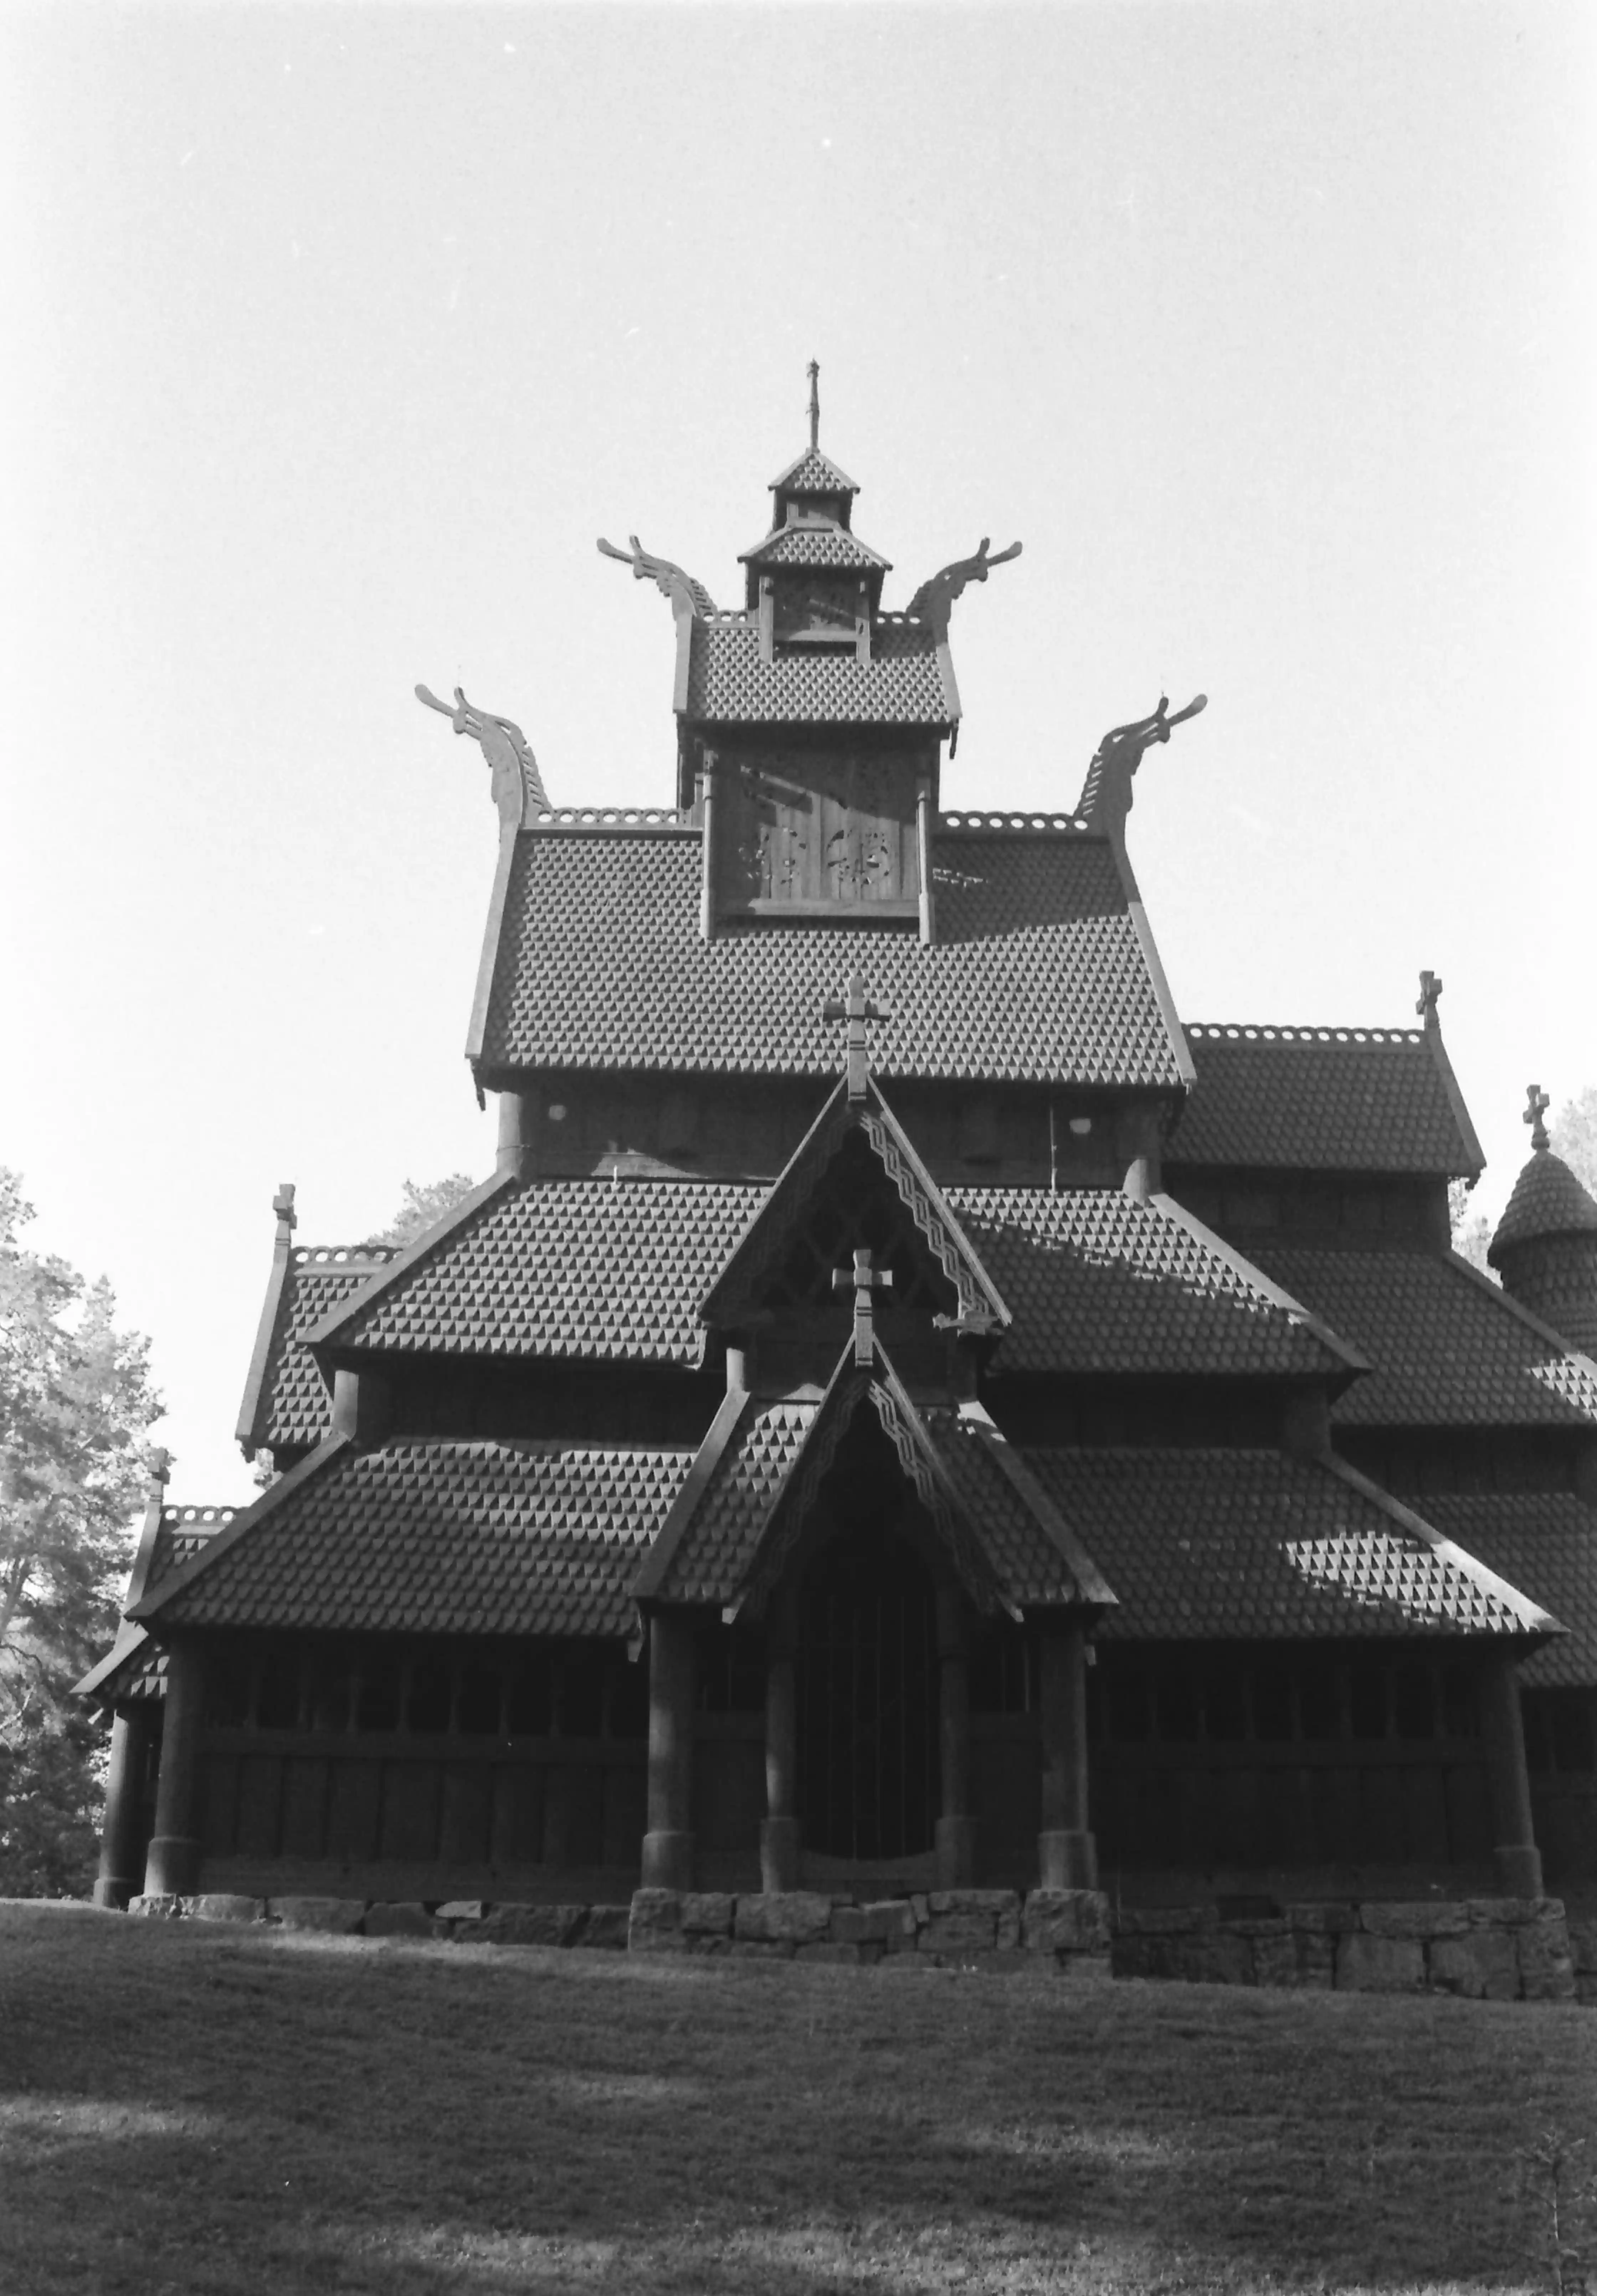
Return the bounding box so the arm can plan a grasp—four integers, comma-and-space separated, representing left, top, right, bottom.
823, 973, 892, 1102
834, 1247, 894, 1367
1524, 1083, 1551, 1153
1415, 970, 1443, 1021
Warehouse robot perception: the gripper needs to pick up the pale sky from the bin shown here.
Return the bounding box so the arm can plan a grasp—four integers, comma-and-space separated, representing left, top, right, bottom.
4, 2, 1593, 1505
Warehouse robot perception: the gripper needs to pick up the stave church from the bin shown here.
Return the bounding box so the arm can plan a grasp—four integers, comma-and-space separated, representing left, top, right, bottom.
82, 379, 1597, 1918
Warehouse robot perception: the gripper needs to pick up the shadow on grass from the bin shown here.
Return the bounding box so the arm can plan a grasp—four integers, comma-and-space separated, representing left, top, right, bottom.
1, 1905, 1590, 2295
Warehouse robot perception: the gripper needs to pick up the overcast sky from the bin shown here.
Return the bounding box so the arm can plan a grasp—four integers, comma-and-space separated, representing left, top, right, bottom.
4, 2, 1593, 1503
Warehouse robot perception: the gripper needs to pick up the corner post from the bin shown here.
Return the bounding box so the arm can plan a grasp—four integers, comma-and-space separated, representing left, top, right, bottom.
143, 1639, 206, 1898
496, 1090, 533, 1180
642, 1610, 696, 1890
699, 748, 718, 943
916, 768, 937, 946
93, 1705, 154, 1909
934, 1588, 976, 1886
761, 1631, 801, 1892
1480, 1654, 1543, 1898
1038, 1621, 1098, 1889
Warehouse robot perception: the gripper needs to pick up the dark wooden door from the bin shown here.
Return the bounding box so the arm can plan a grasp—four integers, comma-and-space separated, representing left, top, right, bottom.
796, 1528, 938, 1860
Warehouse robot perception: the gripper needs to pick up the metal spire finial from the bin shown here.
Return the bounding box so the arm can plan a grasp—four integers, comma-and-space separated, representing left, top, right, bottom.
1524, 1083, 1551, 1153
807, 360, 820, 451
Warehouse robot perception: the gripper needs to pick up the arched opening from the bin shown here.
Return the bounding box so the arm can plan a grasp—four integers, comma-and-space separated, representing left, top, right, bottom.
796, 1523, 939, 1861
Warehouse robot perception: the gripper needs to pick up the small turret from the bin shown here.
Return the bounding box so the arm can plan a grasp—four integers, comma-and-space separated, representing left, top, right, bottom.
1489, 1084, 1597, 1354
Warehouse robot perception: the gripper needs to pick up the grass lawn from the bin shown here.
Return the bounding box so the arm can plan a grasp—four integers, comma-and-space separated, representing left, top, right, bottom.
1, 1904, 1594, 2295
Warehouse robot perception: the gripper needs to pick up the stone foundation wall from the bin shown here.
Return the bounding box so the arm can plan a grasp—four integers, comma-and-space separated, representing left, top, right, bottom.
125, 1886, 1592, 2004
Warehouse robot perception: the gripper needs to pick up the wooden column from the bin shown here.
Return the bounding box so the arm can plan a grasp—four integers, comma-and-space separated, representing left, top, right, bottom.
698, 750, 718, 943
1480, 1654, 1543, 1898
761, 1642, 801, 1892
93, 1705, 153, 1909
1038, 1622, 1098, 1890
934, 1589, 976, 1886
641, 1610, 695, 1889
143, 1640, 206, 1898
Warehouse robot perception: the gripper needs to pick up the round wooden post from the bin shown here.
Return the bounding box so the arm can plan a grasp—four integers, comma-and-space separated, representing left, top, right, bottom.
1480, 1654, 1543, 1898
761, 1647, 801, 1892
935, 1589, 976, 1887
641, 1611, 695, 1890
93, 1705, 154, 1909
143, 1641, 206, 1898
1038, 1622, 1099, 1890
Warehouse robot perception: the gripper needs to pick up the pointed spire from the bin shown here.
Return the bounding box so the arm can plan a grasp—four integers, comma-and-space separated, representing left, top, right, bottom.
807, 359, 820, 451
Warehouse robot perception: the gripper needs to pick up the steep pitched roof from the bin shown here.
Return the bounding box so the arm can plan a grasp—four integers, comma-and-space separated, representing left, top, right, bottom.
739, 527, 889, 571
637, 1344, 1111, 1617
685, 613, 950, 725
307, 1176, 764, 1367
1250, 1246, 1597, 1428
770, 446, 859, 496
1023, 1448, 1555, 1644
237, 1244, 399, 1457
1491, 1150, 1597, 1259
1169, 1024, 1483, 1177
947, 1188, 1360, 1379
701, 1077, 1008, 1331
477, 826, 1189, 1089
132, 1437, 695, 1641
75, 1503, 238, 1703
1418, 1494, 1597, 1689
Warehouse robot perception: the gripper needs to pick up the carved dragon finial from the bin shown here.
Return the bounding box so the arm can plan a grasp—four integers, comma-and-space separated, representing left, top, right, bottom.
906, 537, 1023, 636
1074, 693, 1206, 843
415, 684, 549, 829
596, 534, 716, 618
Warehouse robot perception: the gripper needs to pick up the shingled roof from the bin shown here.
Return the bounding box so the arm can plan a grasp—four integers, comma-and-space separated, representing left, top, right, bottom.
947, 1188, 1360, 1380
1023, 1448, 1554, 1644
1491, 1150, 1597, 1260
476, 826, 1190, 1089
133, 1438, 696, 1641
739, 527, 889, 571
684, 614, 951, 725
1250, 1246, 1597, 1429
237, 1245, 399, 1457
1417, 1494, 1597, 1689
1168, 1024, 1482, 1178
308, 1177, 765, 1367
76, 1504, 237, 1703
769, 446, 859, 497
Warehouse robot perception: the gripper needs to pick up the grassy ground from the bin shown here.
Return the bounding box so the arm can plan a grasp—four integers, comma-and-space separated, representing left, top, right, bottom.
1, 1904, 1594, 2296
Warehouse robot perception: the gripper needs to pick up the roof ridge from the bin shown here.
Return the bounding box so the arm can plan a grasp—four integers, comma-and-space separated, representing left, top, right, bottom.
1185, 1022, 1427, 1046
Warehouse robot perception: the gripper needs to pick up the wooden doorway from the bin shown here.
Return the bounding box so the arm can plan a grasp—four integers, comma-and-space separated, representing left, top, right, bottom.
796, 1526, 939, 1861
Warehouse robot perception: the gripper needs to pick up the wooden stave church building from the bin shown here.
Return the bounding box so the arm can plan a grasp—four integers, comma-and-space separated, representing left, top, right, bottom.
80, 408, 1597, 1915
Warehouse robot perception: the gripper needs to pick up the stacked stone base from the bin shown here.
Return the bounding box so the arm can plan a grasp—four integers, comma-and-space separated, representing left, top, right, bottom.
128, 1893, 633, 1947
625, 1886, 1112, 1973
1114, 1897, 1580, 2002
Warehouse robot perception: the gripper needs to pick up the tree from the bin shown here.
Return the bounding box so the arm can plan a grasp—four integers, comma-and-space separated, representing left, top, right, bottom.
1552, 1087, 1597, 1200
0, 1170, 161, 1894
361, 1172, 479, 1249
1449, 1179, 1494, 1278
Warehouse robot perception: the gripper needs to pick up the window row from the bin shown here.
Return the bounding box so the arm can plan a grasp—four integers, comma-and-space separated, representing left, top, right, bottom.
201, 1639, 649, 1741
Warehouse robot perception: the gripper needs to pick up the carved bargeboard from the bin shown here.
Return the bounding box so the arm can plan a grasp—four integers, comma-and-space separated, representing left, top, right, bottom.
714, 746, 921, 917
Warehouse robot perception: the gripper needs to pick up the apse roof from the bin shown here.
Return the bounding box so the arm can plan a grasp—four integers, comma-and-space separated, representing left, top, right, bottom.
1249, 1246, 1597, 1428
1022, 1447, 1554, 1643
1418, 1495, 1597, 1689
684, 613, 950, 725
477, 827, 1189, 1089
1169, 1024, 1482, 1178
1491, 1150, 1597, 1260
946, 1188, 1359, 1380
133, 1437, 695, 1641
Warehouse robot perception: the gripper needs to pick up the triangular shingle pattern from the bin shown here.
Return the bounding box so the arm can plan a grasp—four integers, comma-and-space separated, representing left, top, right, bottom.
259, 1254, 396, 1448
771, 448, 859, 495
1253, 1248, 1597, 1428
156, 1441, 696, 1638
656, 1400, 816, 1603
1023, 1449, 1538, 1642
483, 833, 1181, 1086
918, 1412, 1081, 1604
686, 618, 951, 724
946, 1189, 1343, 1376
325, 1182, 765, 1363
1417, 1494, 1597, 1689
741, 528, 888, 570
1169, 1028, 1474, 1174
1492, 1153, 1597, 1254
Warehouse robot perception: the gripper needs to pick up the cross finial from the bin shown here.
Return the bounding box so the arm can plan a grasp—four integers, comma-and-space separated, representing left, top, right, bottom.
1415, 969, 1443, 1023
1524, 1083, 1551, 1152
822, 973, 891, 1101
147, 1447, 171, 1498
807, 360, 820, 451
832, 1246, 893, 1367
272, 1182, 297, 1243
